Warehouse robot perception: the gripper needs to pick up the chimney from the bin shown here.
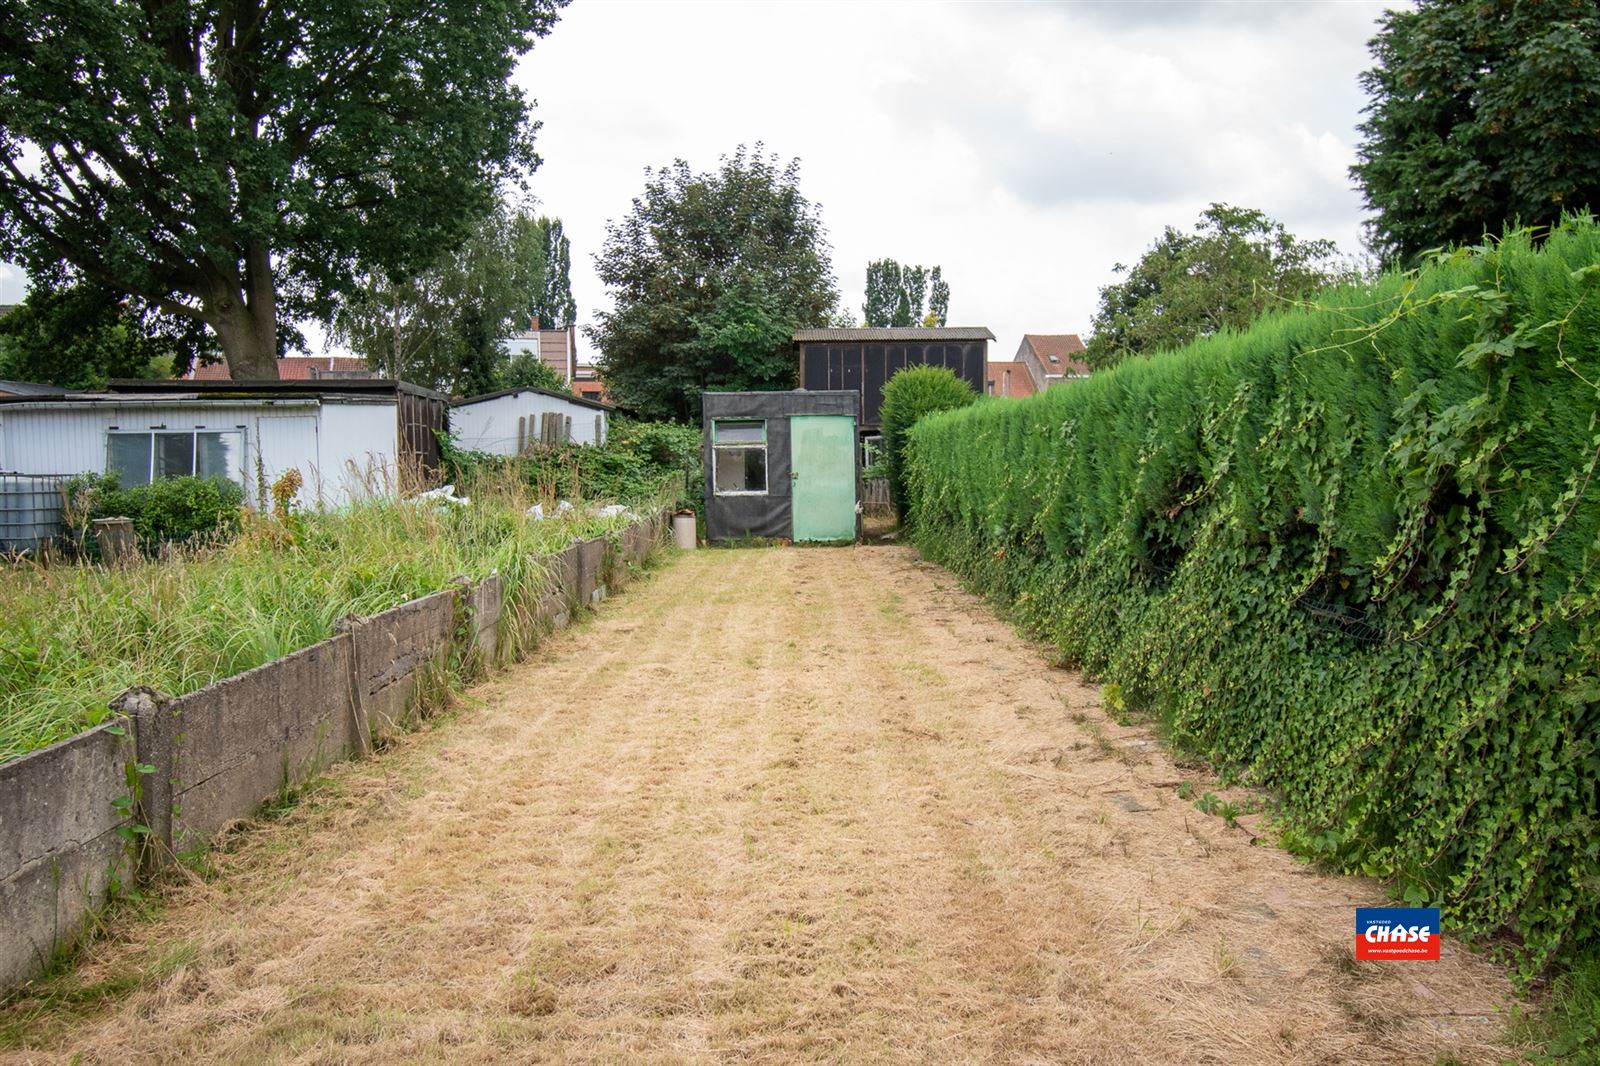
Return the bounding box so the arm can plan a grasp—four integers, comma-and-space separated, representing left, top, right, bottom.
531, 316, 540, 331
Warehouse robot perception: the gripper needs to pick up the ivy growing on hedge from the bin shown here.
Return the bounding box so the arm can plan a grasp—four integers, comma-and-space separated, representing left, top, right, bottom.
905, 220, 1600, 982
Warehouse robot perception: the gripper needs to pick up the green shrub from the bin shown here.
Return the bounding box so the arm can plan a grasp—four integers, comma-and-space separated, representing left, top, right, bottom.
906, 219, 1600, 982
442, 417, 701, 509
880, 366, 975, 522
64, 474, 244, 549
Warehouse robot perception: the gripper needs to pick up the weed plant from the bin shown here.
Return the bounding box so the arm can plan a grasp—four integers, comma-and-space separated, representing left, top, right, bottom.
0, 464, 646, 763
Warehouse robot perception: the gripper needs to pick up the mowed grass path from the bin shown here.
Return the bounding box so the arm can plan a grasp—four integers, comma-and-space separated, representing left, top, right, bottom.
1, 547, 1519, 1064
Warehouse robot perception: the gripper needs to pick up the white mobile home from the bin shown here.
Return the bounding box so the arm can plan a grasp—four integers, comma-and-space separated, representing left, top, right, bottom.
0, 380, 448, 508
450, 385, 612, 455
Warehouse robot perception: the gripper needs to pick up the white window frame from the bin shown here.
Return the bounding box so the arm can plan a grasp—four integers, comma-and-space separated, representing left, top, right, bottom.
105, 428, 246, 486
711, 419, 768, 496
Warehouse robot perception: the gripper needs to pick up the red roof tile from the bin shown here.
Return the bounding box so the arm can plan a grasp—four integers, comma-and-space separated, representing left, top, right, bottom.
188, 356, 372, 381
1022, 334, 1091, 378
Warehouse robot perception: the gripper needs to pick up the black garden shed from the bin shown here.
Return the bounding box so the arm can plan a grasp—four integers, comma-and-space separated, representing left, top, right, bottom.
702, 390, 861, 543
793, 326, 995, 435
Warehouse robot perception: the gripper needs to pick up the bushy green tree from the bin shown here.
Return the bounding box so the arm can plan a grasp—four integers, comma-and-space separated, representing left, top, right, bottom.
331, 205, 545, 395
0, 1, 563, 380
1352, 0, 1600, 264
590, 145, 837, 421
0, 272, 214, 388
1083, 204, 1353, 369
863, 259, 949, 326
495, 351, 571, 394
879, 365, 974, 522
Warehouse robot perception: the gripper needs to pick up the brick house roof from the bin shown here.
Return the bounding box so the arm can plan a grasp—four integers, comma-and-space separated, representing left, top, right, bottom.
1015, 334, 1091, 390
187, 356, 374, 381
985, 361, 1036, 398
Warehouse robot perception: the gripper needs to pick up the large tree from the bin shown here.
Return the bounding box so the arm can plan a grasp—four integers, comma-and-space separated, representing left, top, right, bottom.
862, 259, 949, 327
331, 204, 544, 395
590, 146, 837, 421
0, 1, 563, 380
530, 216, 575, 329
1083, 204, 1353, 369
1352, 0, 1600, 265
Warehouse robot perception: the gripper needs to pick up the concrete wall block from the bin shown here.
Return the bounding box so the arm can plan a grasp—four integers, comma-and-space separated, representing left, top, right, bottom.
606, 534, 630, 592
577, 536, 607, 606
0, 720, 135, 986
350, 588, 457, 741
163, 634, 358, 850
534, 545, 579, 633
471, 574, 503, 667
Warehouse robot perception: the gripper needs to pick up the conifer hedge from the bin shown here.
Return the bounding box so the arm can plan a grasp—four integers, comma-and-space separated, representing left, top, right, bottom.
906, 222, 1600, 979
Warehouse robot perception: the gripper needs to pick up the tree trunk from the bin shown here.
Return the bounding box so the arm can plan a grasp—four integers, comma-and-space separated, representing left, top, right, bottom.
203, 245, 280, 380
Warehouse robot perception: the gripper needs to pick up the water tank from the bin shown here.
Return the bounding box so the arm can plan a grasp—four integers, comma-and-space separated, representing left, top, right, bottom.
0, 474, 66, 554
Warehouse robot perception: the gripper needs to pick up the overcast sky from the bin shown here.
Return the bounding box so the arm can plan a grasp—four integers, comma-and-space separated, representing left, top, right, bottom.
0, 0, 1396, 366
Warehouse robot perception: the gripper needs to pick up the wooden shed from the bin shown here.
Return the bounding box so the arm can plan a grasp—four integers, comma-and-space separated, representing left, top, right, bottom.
794, 327, 995, 435
450, 385, 612, 454
702, 390, 860, 543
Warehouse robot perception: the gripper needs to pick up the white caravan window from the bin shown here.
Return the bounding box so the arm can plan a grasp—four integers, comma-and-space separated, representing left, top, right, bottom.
106, 429, 244, 487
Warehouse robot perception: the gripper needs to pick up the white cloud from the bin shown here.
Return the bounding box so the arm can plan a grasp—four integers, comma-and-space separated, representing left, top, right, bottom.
516, 0, 1392, 362
4, 0, 1397, 368
0, 261, 25, 304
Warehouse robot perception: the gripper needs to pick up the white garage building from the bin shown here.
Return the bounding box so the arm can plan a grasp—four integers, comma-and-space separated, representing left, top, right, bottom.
450, 385, 612, 455
0, 379, 448, 509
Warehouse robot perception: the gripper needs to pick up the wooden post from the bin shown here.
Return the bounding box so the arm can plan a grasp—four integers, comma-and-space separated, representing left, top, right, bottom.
93, 517, 138, 566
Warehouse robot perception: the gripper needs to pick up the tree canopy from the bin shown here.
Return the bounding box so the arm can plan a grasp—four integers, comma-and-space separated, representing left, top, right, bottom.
0, 1, 563, 380
1083, 204, 1353, 369
863, 260, 949, 327
1352, 0, 1600, 264
0, 272, 213, 389
330, 205, 545, 396
589, 146, 837, 422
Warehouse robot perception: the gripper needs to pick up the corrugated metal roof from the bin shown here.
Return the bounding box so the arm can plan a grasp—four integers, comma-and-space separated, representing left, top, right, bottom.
792, 327, 995, 342
452, 384, 613, 412
0, 379, 68, 397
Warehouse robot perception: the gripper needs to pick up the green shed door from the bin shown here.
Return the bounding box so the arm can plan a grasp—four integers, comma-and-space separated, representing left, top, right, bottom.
790, 415, 856, 541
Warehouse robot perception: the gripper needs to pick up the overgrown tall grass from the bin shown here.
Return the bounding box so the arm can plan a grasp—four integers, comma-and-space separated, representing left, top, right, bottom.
0, 469, 645, 763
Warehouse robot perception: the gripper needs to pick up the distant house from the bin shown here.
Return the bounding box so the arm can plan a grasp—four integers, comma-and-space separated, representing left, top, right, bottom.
985, 362, 1036, 398
794, 326, 995, 436
505, 318, 579, 384
187, 356, 376, 381
0, 379, 446, 508
450, 385, 612, 454
1016, 334, 1091, 390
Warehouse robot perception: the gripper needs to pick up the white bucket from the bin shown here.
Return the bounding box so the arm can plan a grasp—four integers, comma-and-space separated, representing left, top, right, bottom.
671, 511, 697, 550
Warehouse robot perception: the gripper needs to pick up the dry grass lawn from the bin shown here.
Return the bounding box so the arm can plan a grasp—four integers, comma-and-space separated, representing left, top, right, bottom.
0, 546, 1523, 1064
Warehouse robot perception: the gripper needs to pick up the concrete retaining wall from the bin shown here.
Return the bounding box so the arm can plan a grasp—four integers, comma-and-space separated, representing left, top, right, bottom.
0, 514, 663, 989
127, 633, 363, 856
346, 589, 457, 744
0, 720, 135, 986
577, 536, 607, 606
536, 545, 581, 634
470, 574, 503, 669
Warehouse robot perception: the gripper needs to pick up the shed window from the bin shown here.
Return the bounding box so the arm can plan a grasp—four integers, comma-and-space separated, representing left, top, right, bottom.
107, 430, 243, 487
712, 419, 767, 495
